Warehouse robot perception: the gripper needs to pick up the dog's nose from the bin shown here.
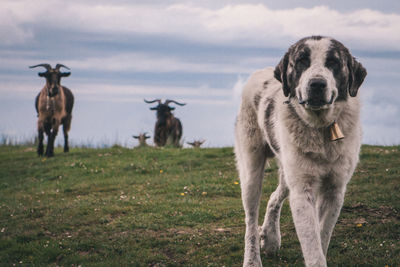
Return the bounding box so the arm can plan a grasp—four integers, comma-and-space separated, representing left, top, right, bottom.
307, 78, 328, 107
309, 78, 327, 91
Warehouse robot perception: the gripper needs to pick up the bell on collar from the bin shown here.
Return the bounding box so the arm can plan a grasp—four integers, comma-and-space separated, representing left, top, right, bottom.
330, 122, 344, 141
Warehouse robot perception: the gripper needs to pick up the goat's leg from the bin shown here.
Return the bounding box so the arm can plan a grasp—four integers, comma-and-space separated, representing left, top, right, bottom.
46, 130, 58, 157
43, 122, 51, 157
160, 132, 167, 146
260, 168, 289, 255
63, 115, 71, 152
154, 126, 164, 147
173, 134, 178, 147
42, 122, 52, 156
63, 131, 69, 152
175, 129, 182, 147
45, 131, 54, 157
45, 122, 59, 157
37, 126, 44, 156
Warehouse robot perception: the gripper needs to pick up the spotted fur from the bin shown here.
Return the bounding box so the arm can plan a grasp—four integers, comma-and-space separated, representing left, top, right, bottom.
235, 36, 366, 267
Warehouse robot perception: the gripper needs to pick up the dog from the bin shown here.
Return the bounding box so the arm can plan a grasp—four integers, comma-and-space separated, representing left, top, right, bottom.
234, 36, 367, 267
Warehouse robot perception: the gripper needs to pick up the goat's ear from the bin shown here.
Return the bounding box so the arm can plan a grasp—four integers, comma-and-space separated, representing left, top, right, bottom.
274, 51, 291, 97
145, 135, 151, 139
150, 107, 158, 110
347, 56, 367, 97
60, 72, 71, 77
169, 107, 175, 111
38, 72, 46, 77
132, 135, 139, 139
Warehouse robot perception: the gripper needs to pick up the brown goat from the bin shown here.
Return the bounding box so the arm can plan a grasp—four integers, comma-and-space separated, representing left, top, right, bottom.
187, 140, 205, 148
31, 63, 74, 157
144, 99, 186, 147
132, 133, 151, 147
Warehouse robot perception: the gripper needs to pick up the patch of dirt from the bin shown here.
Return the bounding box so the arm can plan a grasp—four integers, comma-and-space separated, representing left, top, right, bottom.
341, 202, 399, 225
166, 227, 205, 235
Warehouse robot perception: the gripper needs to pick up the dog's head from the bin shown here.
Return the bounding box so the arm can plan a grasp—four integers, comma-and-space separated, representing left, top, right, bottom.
274, 36, 367, 125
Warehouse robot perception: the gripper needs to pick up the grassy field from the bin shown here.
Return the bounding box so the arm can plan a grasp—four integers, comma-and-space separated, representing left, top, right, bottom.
0, 145, 399, 266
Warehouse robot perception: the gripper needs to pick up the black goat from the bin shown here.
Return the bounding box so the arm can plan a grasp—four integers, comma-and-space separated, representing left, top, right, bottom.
144, 99, 186, 147
30, 63, 74, 157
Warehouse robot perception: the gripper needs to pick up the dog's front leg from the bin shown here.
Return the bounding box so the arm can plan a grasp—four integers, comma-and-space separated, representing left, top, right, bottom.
289, 186, 327, 267
260, 169, 289, 255
317, 184, 346, 256
238, 154, 266, 267
241, 171, 265, 267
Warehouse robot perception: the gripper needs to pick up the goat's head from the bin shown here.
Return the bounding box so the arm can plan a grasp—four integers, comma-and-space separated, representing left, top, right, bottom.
187, 140, 205, 148
133, 133, 151, 146
144, 99, 186, 121
30, 63, 71, 97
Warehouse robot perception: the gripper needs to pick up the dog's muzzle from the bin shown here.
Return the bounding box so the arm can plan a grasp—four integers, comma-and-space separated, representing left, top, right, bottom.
299, 78, 334, 110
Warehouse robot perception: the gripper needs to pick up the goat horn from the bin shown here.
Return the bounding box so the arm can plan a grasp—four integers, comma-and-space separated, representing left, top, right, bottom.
144, 99, 161, 104
165, 99, 186, 106
29, 63, 52, 71
55, 64, 70, 71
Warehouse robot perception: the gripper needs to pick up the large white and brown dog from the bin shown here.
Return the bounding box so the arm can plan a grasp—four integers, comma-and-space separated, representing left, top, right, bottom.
234, 36, 367, 267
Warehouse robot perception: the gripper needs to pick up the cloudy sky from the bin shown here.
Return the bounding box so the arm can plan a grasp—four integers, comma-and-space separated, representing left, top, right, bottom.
1, 0, 399, 147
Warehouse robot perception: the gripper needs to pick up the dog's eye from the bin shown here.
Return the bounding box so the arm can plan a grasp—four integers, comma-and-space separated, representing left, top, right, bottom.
296, 56, 310, 67
326, 58, 341, 69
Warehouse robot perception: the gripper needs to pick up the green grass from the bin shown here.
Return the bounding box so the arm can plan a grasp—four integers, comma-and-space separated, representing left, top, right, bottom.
0, 145, 399, 266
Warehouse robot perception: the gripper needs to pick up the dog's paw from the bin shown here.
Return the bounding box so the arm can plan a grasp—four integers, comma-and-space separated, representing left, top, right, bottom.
260, 237, 280, 256
243, 255, 262, 267
259, 227, 281, 256
244, 235, 263, 267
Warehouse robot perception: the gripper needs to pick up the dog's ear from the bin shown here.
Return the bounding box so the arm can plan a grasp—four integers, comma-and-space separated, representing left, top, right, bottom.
347, 57, 367, 97
274, 51, 291, 97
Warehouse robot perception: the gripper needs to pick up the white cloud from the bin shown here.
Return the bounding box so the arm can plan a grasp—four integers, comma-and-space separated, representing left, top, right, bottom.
0, 78, 234, 106
0, 2, 34, 44
1, 1, 399, 146
362, 124, 400, 145
232, 75, 248, 102
1, 1, 400, 50
74, 83, 231, 98
74, 82, 235, 106
0, 51, 267, 75
63, 53, 254, 74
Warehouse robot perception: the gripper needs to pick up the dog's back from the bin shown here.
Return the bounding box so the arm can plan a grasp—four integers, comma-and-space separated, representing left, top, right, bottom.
239, 67, 280, 111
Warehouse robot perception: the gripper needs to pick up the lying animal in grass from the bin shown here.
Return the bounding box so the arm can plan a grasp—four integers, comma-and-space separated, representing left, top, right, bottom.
187, 140, 205, 148
132, 133, 151, 147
